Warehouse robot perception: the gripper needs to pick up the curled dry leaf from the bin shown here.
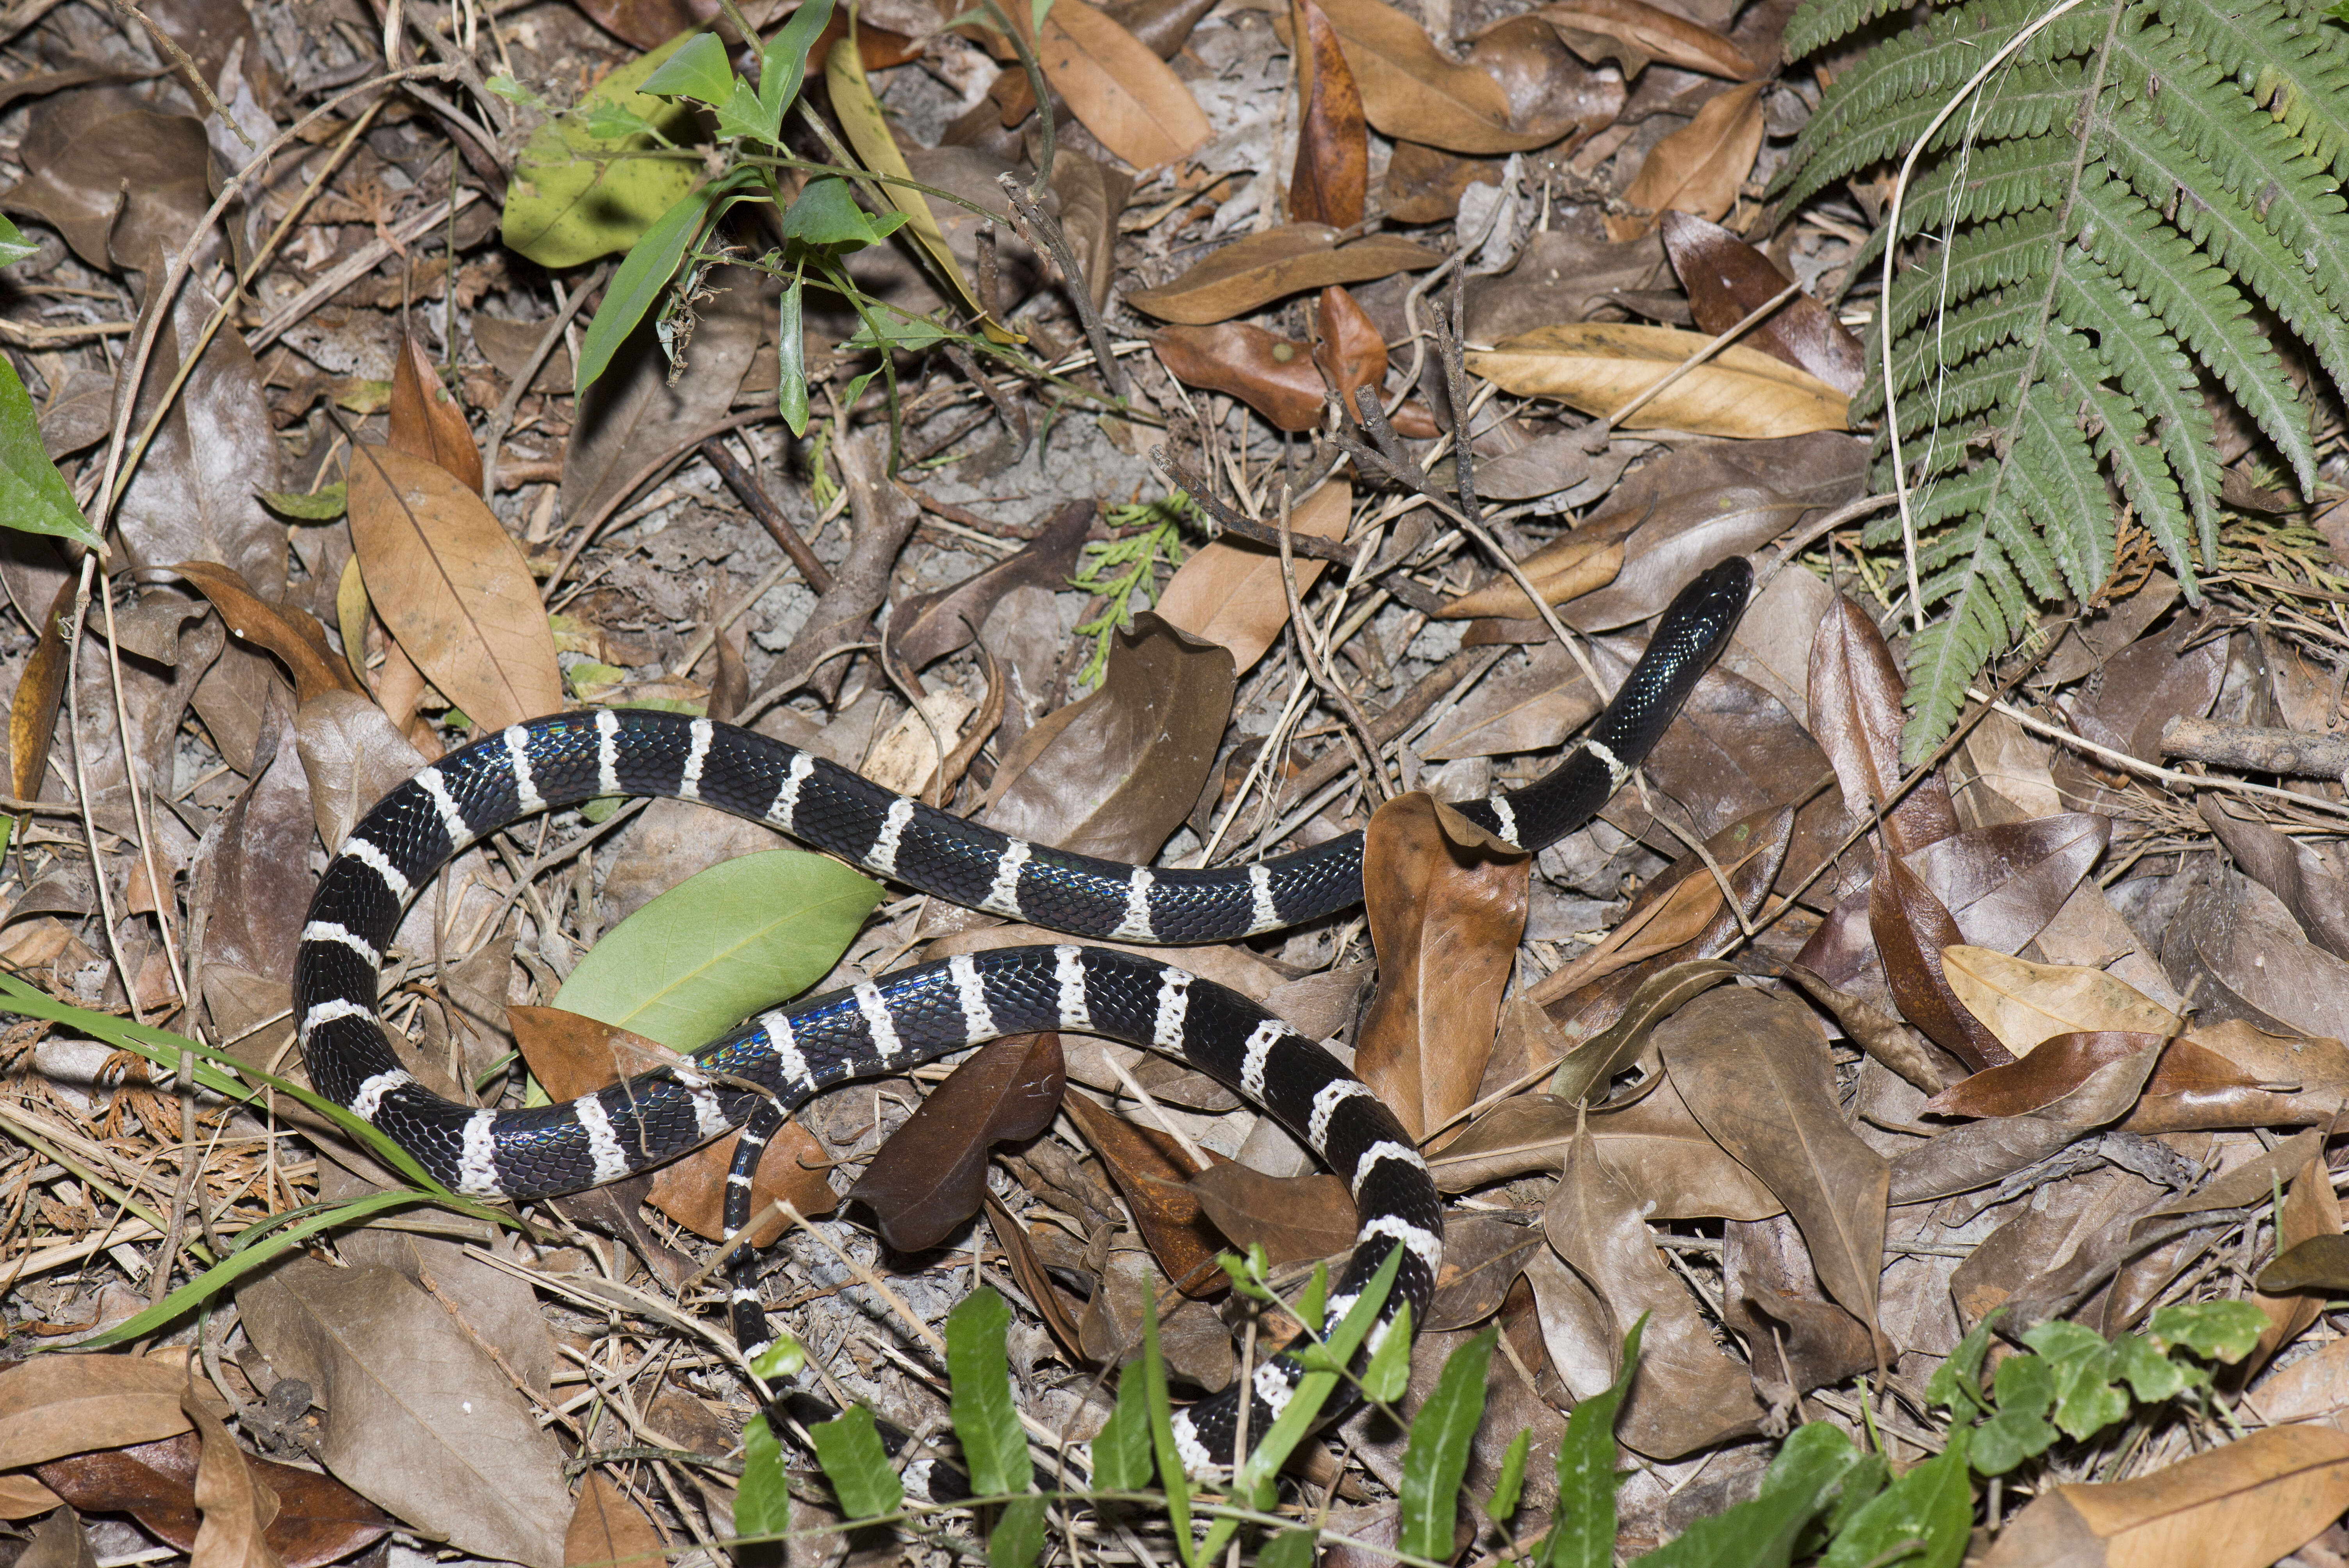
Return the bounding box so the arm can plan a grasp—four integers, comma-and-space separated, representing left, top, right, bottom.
1185, 1164, 1358, 1266
1312, 0, 1582, 154
1806, 592, 1956, 857
346, 444, 563, 734
2242, 1154, 2336, 1378
848, 1033, 1067, 1252
1609, 80, 1765, 239
1464, 16, 1625, 149
1922, 1029, 2322, 1134
1059, 1092, 1229, 1296
1356, 793, 1529, 1140
1533, 0, 1759, 78
891, 500, 1095, 670
166, 561, 363, 705
1437, 535, 1623, 620
1782, 963, 1948, 1093
1546, 959, 1738, 1107
1125, 224, 1440, 324
1654, 987, 1887, 1338
389, 333, 483, 494
1660, 211, 1865, 396
1155, 476, 1349, 674
1870, 853, 2010, 1071
1422, 1214, 1546, 1330
1028, 0, 1211, 170
1467, 324, 1847, 436
1291, 0, 1367, 227
1910, 814, 2112, 956
1938, 946, 2179, 1058
1982, 1426, 2349, 1568
984, 612, 1235, 862
1885, 1042, 2169, 1205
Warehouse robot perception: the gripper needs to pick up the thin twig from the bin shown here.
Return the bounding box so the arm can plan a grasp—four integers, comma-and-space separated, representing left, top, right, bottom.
700, 437, 836, 593
480, 262, 608, 498
996, 174, 1125, 400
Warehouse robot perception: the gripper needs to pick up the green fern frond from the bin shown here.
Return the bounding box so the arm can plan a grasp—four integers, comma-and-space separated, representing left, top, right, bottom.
2157, 0, 2349, 176
2070, 172, 2315, 490
2062, 331, 2199, 594
1864, 342, 2034, 447
1849, 134, 2072, 280
1905, 551, 2020, 762
2011, 365, 2115, 598
1870, 294, 2043, 416
2047, 260, 2217, 552
1879, 208, 2064, 344
1781, 0, 1916, 64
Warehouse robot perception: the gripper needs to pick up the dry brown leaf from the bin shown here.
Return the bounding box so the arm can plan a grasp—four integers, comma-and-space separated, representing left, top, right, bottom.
1662, 210, 1866, 396
1186, 1164, 1358, 1266
1152, 322, 1333, 431
1291, 0, 1367, 226
1871, 854, 2010, 1071
2242, 1153, 2337, 1379
10, 577, 74, 804
1609, 80, 1765, 239
1982, 1426, 2349, 1568
0, 1354, 230, 1472
563, 1475, 661, 1568
1939, 946, 2181, 1057
1533, 0, 1758, 79
166, 561, 364, 705
1437, 536, 1623, 620
1806, 591, 1957, 857
1155, 477, 1349, 673
389, 333, 483, 494
1357, 794, 1529, 1139
1125, 225, 1440, 324
1314, 0, 1580, 153
848, 1034, 1067, 1252
181, 1385, 281, 1568
346, 443, 564, 734
1060, 1093, 1229, 1296
1465, 323, 1848, 436
1029, 0, 1210, 169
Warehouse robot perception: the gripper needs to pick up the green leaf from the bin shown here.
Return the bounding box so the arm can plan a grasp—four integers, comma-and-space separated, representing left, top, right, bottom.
584, 101, 667, 142
737, 1415, 791, 1537
761, 0, 835, 117
550, 850, 879, 1048
258, 482, 348, 520
1258, 1531, 1317, 1568
1925, 1315, 1996, 1417
1820, 1426, 1973, 1568
1969, 1405, 2056, 1476
1087, 1361, 1153, 1492
715, 79, 781, 144
641, 32, 734, 102
989, 1496, 1048, 1568
1360, 1299, 1413, 1404
809, 1405, 904, 1520
846, 310, 954, 353
1539, 1314, 1642, 1568
1141, 1292, 1195, 1567
782, 176, 905, 249
1631, 1424, 1868, 1568
503, 31, 705, 269
2147, 1300, 2269, 1363
0, 356, 102, 551
576, 180, 722, 395
947, 1288, 1031, 1498
1400, 1326, 1496, 1561
2021, 1322, 2130, 1439
1486, 1429, 1531, 1525
0, 214, 36, 267
778, 273, 811, 437
751, 1334, 806, 1379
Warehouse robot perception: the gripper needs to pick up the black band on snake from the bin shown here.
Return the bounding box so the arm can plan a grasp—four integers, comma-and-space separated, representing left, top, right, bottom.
292, 555, 1751, 1479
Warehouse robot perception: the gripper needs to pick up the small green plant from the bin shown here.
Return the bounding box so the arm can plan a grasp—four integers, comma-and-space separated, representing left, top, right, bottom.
1069, 495, 1196, 688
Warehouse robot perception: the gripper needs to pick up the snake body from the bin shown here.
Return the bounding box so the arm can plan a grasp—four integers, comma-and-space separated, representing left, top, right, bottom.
293, 555, 1751, 1475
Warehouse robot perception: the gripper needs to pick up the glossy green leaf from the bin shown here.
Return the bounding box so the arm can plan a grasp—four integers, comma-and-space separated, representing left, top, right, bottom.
575, 180, 723, 395
0, 356, 101, 550
778, 273, 810, 436
1820, 1426, 1972, 1568
640, 31, 733, 102
1969, 1405, 2055, 1477
1401, 1326, 1496, 1560
751, 1334, 806, 1379
259, 482, 348, 520
1924, 1316, 1995, 1418
761, 0, 834, 116
1630, 1424, 1869, 1568
1540, 1315, 1644, 1568
737, 1415, 791, 1537
1486, 1429, 1531, 1525
551, 849, 880, 1048
947, 1288, 1030, 1498
504, 31, 704, 268
989, 1496, 1048, 1568
715, 79, 781, 144
782, 176, 905, 248
1360, 1299, 1413, 1404
810, 1405, 903, 1520
1087, 1361, 1153, 1492
0, 214, 36, 267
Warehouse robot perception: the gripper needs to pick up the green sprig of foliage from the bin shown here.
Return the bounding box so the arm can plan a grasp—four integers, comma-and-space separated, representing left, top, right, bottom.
1070, 494, 1197, 688
1775, 0, 2349, 763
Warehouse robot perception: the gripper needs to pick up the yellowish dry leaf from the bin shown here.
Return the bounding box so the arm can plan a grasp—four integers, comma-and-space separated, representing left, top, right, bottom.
1611, 80, 1764, 238
1939, 945, 2180, 1057
1438, 535, 1622, 619
1465, 322, 1847, 436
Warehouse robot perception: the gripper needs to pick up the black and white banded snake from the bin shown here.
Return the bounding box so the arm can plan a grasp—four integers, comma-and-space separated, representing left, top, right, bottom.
292, 554, 1752, 1480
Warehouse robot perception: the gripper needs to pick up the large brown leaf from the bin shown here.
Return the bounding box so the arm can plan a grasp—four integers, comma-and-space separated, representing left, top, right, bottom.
2199, 795, 2349, 963
1060, 1093, 1229, 1296
1153, 322, 1338, 432
1543, 1116, 1766, 1457
1029, 0, 1210, 168
347, 444, 564, 733
1291, 0, 1367, 226
3, 94, 216, 273
1661, 210, 1864, 395
1155, 477, 1348, 673
848, 1034, 1067, 1252
1533, 0, 1758, 78
1313, 0, 1581, 153
564, 1475, 661, 1568
1907, 814, 2110, 955
1467, 323, 1847, 436
983, 612, 1235, 862
1357, 793, 1529, 1140
1611, 80, 1764, 238
1186, 1164, 1358, 1266
34, 1434, 389, 1568
1886, 1041, 2167, 1205
1124, 225, 1440, 324
1806, 593, 1955, 857
1432, 1084, 1783, 1219
1422, 1213, 1546, 1331
390, 333, 483, 494
891, 500, 1096, 670
1656, 987, 1887, 1339
0, 1356, 232, 1472
166, 561, 362, 704
187, 695, 313, 986
236, 1260, 571, 1568
1871, 852, 2009, 1071
10, 577, 75, 804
